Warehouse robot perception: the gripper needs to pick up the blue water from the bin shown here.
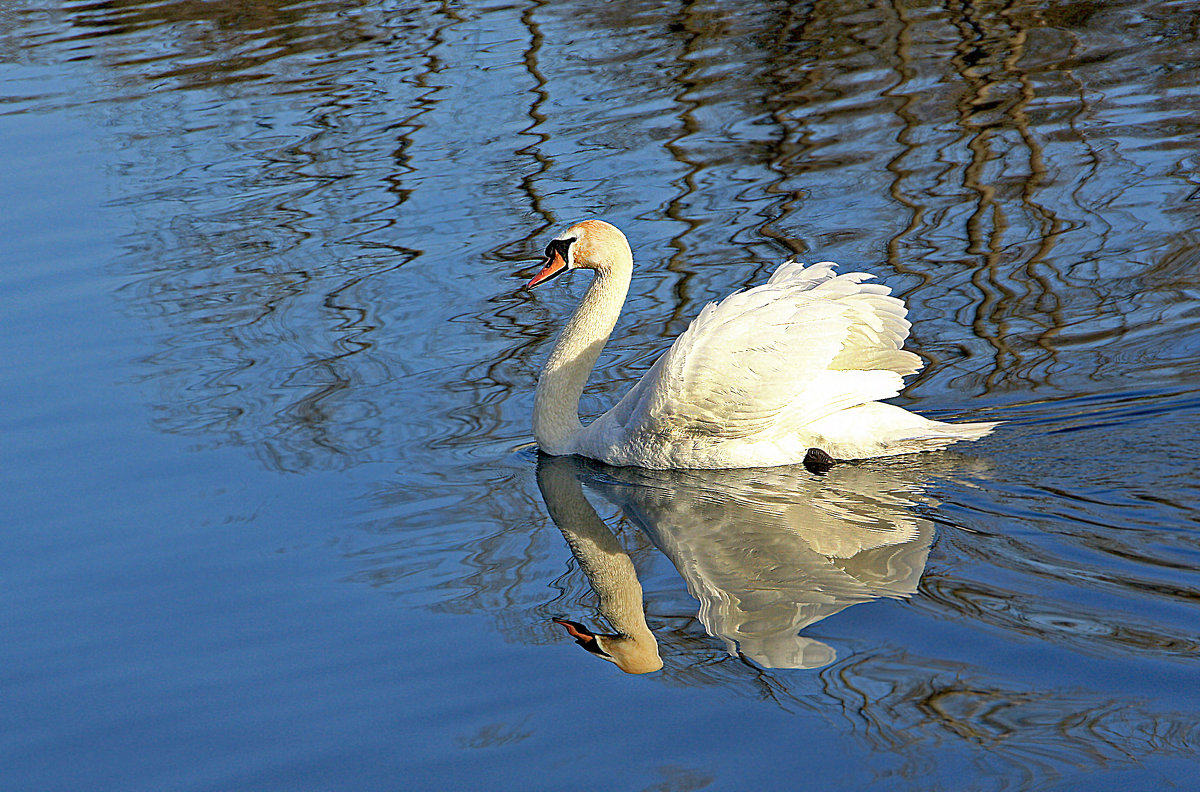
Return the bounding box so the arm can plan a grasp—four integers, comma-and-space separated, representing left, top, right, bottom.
3, 1, 1199, 789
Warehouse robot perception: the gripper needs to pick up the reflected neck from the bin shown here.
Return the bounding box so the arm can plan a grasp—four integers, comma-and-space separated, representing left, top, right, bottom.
536, 457, 661, 673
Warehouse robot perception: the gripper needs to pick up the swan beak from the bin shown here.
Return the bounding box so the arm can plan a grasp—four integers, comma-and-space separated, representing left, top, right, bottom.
527, 252, 567, 288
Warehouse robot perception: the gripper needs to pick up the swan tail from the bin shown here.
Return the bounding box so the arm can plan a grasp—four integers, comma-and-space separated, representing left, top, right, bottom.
887, 419, 999, 454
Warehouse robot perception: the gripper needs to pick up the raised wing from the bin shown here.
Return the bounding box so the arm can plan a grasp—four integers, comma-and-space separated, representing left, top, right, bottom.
603, 261, 922, 442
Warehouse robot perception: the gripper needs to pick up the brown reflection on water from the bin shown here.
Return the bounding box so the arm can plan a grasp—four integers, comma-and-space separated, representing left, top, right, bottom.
947, 2, 1064, 391
820, 650, 1200, 786
57, 0, 400, 91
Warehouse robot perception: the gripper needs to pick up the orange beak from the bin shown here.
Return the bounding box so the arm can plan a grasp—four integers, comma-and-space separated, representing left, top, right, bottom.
526, 252, 568, 288
553, 618, 596, 642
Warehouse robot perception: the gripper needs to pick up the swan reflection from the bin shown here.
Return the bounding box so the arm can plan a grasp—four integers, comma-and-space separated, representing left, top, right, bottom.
536, 454, 935, 671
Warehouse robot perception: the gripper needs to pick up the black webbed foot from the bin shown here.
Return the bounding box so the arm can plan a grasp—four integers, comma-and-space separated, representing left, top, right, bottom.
803, 447, 836, 475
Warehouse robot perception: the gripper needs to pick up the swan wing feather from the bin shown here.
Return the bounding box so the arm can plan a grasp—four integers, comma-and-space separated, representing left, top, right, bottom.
605, 262, 921, 442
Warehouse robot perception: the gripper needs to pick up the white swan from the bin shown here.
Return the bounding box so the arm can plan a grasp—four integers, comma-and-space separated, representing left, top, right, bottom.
527, 219, 996, 469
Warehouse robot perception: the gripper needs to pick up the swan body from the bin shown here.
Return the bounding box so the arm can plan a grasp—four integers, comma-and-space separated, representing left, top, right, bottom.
527, 219, 996, 470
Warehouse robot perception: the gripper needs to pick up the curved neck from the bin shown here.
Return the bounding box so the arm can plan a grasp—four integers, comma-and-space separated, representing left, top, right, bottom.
533, 264, 631, 455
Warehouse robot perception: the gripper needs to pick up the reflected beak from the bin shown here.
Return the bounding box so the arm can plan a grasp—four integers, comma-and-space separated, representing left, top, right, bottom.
526, 252, 568, 288
552, 617, 610, 657
554, 618, 595, 642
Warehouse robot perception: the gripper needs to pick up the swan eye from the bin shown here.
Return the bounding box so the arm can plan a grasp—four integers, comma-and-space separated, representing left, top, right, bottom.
544, 237, 576, 265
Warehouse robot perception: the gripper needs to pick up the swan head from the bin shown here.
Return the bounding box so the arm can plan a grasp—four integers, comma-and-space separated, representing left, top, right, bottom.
553, 618, 663, 674
527, 219, 631, 288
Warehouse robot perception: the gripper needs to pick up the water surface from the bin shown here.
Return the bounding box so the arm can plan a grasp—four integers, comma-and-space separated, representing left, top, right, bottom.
3, 1, 1200, 789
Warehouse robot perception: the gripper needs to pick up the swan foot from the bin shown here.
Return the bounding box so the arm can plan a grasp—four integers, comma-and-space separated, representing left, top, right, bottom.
803, 447, 836, 475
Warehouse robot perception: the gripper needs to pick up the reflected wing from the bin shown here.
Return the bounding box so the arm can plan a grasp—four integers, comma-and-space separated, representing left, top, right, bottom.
605, 262, 922, 441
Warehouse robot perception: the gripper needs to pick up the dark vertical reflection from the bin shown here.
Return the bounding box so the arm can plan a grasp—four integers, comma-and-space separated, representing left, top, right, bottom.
516, 0, 553, 232
659, 0, 708, 333
881, 0, 935, 292
948, 0, 1021, 387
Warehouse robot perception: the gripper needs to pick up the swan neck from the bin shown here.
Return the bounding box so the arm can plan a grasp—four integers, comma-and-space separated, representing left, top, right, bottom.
533, 266, 630, 455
